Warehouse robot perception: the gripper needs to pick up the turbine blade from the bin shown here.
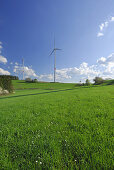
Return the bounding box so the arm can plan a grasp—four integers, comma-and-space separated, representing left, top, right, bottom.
55, 48, 62, 51
49, 49, 55, 56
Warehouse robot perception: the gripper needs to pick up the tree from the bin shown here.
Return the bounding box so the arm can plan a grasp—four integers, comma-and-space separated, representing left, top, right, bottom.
86, 79, 90, 86
93, 77, 104, 85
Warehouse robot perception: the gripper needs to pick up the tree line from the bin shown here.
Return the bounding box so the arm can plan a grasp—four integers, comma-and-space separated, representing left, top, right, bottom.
0, 75, 19, 80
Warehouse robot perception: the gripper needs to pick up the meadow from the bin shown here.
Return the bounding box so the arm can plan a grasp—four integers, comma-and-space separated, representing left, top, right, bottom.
0, 81, 114, 169
12, 80, 76, 90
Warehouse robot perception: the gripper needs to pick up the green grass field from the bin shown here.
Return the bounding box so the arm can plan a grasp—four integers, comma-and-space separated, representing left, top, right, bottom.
0, 81, 114, 169
12, 80, 76, 90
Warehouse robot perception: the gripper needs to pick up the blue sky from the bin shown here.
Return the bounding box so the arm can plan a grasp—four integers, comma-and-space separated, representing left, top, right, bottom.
0, 0, 114, 82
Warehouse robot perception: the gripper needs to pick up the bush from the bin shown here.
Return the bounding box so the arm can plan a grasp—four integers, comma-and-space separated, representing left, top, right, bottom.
25, 78, 32, 83
75, 83, 85, 87
33, 79, 38, 83
25, 78, 38, 83
0, 75, 14, 93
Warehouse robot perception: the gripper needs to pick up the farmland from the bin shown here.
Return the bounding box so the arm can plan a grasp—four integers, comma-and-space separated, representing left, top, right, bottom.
0, 81, 114, 169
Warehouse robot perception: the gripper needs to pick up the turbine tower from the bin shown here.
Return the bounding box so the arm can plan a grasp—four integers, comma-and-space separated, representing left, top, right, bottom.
22, 58, 24, 80
49, 39, 61, 83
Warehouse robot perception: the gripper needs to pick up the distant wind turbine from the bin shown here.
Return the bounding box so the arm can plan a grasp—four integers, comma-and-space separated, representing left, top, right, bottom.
49, 39, 61, 83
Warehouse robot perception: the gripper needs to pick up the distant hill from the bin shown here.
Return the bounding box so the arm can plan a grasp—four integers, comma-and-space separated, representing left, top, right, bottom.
12, 80, 76, 90
12, 79, 114, 90
103, 79, 114, 85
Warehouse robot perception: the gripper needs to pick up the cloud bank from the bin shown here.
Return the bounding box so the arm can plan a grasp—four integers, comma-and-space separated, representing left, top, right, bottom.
0, 68, 10, 75
13, 65, 38, 78
0, 41, 10, 75
38, 53, 114, 83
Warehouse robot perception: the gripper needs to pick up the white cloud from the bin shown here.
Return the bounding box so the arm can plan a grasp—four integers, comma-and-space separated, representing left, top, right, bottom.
23, 66, 38, 77
38, 74, 53, 81
97, 53, 114, 65
97, 53, 114, 78
38, 53, 114, 83
110, 16, 114, 22
97, 16, 114, 37
99, 22, 108, 31
0, 42, 9, 75
0, 68, 10, 75
97, 32, 104, 37
13, 65, 38, 78
97, 57, 106, 64
10, 62, 13, 65
0, 42, 8, 64
0, 55, 7, 64
99, 23, 105, 31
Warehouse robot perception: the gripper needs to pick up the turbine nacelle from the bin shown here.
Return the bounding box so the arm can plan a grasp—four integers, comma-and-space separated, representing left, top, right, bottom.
49, 48, 62, 56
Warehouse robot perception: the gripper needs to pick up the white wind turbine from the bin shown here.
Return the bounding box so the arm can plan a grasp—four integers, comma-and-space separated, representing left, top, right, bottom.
49, 39, 61, 83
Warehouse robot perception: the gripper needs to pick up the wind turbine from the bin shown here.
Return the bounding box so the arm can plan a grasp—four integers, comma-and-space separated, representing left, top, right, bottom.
22, 58, 24, 80
49, 39, 61, 83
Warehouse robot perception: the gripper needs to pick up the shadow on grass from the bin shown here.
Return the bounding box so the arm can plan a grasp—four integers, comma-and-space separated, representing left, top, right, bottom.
0, 85, 108, 100
0, 88, 75, 100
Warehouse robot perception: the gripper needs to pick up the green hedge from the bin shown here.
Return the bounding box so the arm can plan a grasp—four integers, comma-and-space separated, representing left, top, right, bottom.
0, 75, 19, 80
0, 75, 14, 93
